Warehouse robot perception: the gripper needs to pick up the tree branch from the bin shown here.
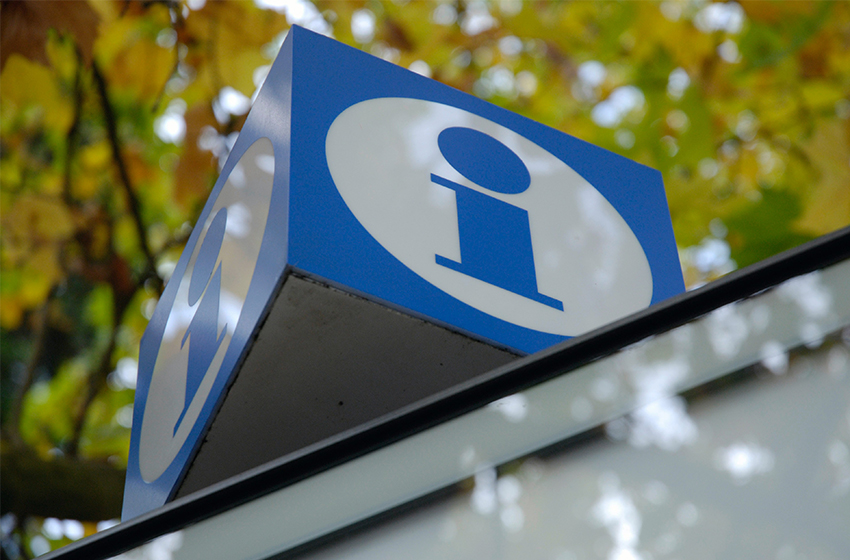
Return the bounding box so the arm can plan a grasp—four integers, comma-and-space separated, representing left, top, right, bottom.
66, 256, 137, 458
0, 443, 124, 521
91, 61, 163, 292
65, 63, 172, 458
62, 48, 85, 206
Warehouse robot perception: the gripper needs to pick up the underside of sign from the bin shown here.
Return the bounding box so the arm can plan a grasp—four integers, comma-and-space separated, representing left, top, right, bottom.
175, 274, 515, 497
124, 25, 684, 520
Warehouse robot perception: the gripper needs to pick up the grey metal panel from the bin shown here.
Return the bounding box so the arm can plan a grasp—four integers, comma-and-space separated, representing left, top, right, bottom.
177, 274, 517, 496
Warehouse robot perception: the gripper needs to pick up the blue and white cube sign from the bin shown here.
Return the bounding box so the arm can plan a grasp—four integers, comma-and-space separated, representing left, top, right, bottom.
124, 26, 684, 519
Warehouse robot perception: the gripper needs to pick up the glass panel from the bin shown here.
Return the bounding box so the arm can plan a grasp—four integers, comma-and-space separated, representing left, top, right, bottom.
109, 258, 850, 560
297, 329, 850, 560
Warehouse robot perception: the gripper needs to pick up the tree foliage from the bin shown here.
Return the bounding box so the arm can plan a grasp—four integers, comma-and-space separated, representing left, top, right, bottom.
1, 0, 848, 556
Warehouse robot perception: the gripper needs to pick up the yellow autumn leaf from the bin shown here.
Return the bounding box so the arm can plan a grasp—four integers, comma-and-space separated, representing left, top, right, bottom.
88, 221, 111, 260
113, 215, 140, 256
184, 1, 289, 97
104, 36, 174, 99
632, 3, 714, 71
95, 4, 173, 98
93, 15, 136, 68
86, 0, 121, 28
18, 266, 54, 307
758, 92, 799, 130
0, 54, 73, 132
80, 141, 111, 170
0, 296, 24, 329
4, 195, 75, 243
39, 169, 63, 197
82, 521, 99, 538
174, 103, 218, 208
801, 81, 846, 112
45, 31, 78, 82
27, 244, 63, 282
72, 174, 101, 200
0, 152, 22, 187
735, 148, 761, 194
796, 120, 850, 235
218, 49, 269, 97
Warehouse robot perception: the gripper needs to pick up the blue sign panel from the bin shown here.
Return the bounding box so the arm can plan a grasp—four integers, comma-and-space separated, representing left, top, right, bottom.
124, 26, 683, 520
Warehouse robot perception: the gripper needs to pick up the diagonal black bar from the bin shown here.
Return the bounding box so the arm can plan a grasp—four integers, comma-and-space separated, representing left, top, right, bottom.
43, 225, 850, 560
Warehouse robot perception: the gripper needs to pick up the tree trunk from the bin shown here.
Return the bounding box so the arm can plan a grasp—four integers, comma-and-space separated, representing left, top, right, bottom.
0, 441, 125, 521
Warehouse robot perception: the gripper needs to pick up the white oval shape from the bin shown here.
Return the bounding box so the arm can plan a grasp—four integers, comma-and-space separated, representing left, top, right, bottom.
326, 98, 652, 336
139, 137, 275, 482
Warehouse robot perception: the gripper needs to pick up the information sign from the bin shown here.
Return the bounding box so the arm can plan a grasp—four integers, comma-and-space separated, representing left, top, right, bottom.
123, 25, 683, 520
